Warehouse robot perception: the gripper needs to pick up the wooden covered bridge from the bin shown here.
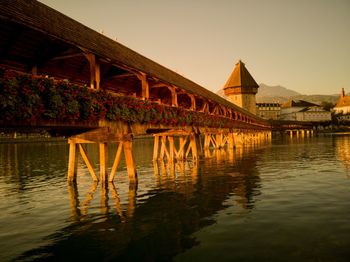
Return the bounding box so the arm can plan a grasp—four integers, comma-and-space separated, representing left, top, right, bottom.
0, 0, 273, 183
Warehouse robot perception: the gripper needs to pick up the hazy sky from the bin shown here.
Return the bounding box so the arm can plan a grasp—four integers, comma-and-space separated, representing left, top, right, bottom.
39, 0, 349, 95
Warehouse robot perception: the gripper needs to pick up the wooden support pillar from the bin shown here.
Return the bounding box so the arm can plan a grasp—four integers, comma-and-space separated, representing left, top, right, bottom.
204, 134, 210, 149
189, 94, 196, 111
67, 141, 78, 182
123, 140, 137, 182
99, 143, 108, 181
178, 136, 186, 160
195, 133, 203, 158
79, 144, 98, 181
159, 136, 170, 160
153, 135, 159, 161
109, 142, 123, 182
136, 72, 149, 100
168, 136, 175, 162
168, 86, 178, 107
228, 133, 235, 150
216, 133, 222, 149
191, 134, 198, 161
85, 53, 100, 89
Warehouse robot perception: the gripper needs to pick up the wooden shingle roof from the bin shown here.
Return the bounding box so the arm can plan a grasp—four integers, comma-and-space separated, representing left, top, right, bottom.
223, 60, 259, 89
335, 95, 350, 108
0, 0, 258, 118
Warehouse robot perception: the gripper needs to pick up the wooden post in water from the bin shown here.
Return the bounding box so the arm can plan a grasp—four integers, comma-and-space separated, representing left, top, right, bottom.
67, 127, 137, 184
228, 133, 235, 150
123, 140, 137, 182
99, 143, 108, 181
153, 130, 198, 162
67, 141, 78, 182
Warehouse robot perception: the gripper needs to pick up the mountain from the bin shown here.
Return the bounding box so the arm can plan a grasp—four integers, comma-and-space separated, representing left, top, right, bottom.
216, 83, 339, 105
257, 83, 300, 98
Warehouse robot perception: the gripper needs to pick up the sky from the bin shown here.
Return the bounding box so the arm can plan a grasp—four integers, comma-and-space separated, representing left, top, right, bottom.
39, 0, 350, 95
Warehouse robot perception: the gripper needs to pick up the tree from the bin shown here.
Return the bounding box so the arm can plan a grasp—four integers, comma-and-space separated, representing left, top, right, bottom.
320, 101, 335, 111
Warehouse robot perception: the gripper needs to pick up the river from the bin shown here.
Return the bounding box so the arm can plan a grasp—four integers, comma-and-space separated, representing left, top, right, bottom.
0, 134, 349, 261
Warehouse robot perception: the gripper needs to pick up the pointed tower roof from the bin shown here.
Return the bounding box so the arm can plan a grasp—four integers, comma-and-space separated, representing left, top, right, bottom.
223, 60, 259, 89
335, 88, 350, 108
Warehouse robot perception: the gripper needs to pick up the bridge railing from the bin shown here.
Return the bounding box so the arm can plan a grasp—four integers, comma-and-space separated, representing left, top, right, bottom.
0, 68, 269, 130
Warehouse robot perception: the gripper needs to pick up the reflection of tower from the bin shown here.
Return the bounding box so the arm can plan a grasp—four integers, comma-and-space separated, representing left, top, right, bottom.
223, 60, 259, 115
335, 136, 350, 177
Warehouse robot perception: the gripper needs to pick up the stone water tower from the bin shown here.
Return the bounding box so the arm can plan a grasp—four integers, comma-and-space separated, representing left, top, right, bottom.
223, 60, 259, 115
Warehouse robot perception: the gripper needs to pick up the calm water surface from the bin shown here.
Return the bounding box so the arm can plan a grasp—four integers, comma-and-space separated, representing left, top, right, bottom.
0, 135, 349, 261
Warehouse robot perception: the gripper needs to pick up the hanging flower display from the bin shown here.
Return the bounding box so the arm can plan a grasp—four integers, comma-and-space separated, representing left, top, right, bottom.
0, 69, 242, 129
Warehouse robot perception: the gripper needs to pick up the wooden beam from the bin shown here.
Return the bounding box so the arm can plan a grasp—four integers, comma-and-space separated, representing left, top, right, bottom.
167, 86, 178, 107
109, 73, 135, 79
50, 52, 85, 61
153, 135, 159, 161
152, 83, 169, 88
189, 94, 196, 111
123, 140, 137, 182
78, 144, 98, 181
109, 142, 123, 182
99, 143, 108, 181
84, 53, 100, 89
136, 72, 149, 99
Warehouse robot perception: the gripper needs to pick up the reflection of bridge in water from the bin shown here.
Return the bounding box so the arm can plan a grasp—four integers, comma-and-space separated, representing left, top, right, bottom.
15, 140, 265, 261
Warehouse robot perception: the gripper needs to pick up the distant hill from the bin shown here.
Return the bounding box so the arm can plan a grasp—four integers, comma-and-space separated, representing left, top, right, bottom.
257, 83, 300, 98
216, 83, 339, 105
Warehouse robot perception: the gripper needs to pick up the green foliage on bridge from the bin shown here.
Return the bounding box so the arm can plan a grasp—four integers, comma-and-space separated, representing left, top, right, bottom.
0, 69, 242, 129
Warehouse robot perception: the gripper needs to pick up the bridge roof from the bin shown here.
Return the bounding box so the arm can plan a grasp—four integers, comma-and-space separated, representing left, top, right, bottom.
0, 0, 258, 119
223, 60, 259, 89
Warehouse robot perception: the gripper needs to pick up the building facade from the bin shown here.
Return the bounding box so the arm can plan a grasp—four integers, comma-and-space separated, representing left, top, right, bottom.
280, 100, 331, 122
256, 103, 281, 120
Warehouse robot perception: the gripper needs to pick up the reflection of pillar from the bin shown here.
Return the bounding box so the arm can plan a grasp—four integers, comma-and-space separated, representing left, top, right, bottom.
67, 182, 80, 222
109, 182, 125, 222
100, 181, 109, 216
127, 182, 137, 218
81, 182, 98, 216
234, 132, 243, 148
191, 161, 198, 184
178, 161, 185, 175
